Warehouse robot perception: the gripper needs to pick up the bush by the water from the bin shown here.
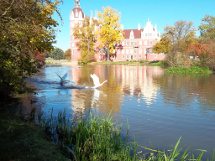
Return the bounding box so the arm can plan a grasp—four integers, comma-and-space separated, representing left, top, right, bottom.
165, 66, 212, 74
149, 61, 164, 66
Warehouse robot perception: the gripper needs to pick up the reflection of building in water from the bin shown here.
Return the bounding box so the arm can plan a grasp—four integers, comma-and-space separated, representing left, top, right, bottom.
70, 65, 123, 114
71, 90, 85, 113
115, 66, 163, 105
70, 65, 107, 114
69, 65, 164, 115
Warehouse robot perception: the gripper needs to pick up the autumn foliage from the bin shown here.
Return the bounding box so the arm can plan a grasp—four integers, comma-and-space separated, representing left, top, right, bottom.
73, 17, 96, 64
187, 15, 215, 70
153, 20, 197, 67
0, 0, 62, 99
98, 7, 124, 61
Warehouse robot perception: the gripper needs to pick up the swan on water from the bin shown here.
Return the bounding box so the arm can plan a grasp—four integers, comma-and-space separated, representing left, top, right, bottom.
56, 73, 76, 86
90, 74, 107, 88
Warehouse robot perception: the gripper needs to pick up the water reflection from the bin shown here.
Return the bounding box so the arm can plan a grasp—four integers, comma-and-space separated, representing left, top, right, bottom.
158, 74, 215, 111
27, 65, 215, 159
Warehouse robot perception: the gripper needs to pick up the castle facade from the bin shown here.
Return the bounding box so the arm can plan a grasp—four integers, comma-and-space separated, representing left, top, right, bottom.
70, 0, 165, 62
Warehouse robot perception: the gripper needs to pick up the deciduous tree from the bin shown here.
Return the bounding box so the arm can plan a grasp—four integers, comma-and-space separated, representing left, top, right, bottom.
73, 17, 96, 64
154, 20, 196, 66
0, 0, 62, 99
153, 36, 171, 53
199, 15, 215, 41
50, 48, 64, 60
189, 40, 215, 70
188, 15, 215, 70
98, 7, 124, 61
65, 48, 71, 60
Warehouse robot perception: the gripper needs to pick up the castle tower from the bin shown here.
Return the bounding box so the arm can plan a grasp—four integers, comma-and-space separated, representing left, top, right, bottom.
70, 0, 85, 61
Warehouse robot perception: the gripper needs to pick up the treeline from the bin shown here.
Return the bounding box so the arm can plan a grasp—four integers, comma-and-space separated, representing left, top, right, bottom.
153, 15, 215, 70
46, 48, 71, 60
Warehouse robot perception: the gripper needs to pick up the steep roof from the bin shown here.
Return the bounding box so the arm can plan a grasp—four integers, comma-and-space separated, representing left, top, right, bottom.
123, 29, 144, 39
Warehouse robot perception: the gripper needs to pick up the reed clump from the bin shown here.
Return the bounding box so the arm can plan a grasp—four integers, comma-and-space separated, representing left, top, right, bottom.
39, 109, 214, 161
39, 110, 138, 160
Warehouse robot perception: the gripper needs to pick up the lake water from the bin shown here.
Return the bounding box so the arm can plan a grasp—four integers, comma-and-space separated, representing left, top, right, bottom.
26, 65, 215, 159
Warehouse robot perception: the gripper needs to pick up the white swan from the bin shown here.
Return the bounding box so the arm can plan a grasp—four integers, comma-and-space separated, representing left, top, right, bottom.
90, 74, 107, 88
56, 73, 76, 86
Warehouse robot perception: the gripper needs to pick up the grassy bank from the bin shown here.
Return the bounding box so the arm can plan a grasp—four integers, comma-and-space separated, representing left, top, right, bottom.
1, 104, 214, 160
0, 106, 69, 161
92, 60, 164, 66
45, 58, 164, 67
40, 110, 138, 160
92, 61, 140, 65
165, 66, 212, 74
39, 109, 214, 161
45, 58, 77, 66
148, 61, 164, 66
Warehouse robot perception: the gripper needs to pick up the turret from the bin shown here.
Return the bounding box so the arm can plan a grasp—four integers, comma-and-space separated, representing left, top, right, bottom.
74, 0, 80, 8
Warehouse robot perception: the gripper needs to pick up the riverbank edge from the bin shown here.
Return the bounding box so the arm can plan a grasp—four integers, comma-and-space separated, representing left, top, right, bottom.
0, 102, 69, 161
165, 66, 213, 74
1, 100, 214, 160
45, 59, 164, 66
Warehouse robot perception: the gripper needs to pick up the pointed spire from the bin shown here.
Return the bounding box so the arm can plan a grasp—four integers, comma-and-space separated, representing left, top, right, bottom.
74, 0, 80, 8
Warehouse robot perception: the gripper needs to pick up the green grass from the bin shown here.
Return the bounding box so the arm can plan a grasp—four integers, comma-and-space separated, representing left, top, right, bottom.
148, 61, 164, 66
93, 60, 165, 66
1, 102, 214, 160
40, 110, 138, 160
40, 109, 215, 161
165, 66, 212, 75
0, 110, 69, 161
92, 61, 139, 65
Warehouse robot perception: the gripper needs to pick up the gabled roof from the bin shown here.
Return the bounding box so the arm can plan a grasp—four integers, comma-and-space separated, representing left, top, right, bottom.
123, 29, 144, 39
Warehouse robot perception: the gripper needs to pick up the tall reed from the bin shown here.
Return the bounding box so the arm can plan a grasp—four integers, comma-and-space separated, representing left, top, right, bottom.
39, 109, 214, 161
39, 109, 138, 160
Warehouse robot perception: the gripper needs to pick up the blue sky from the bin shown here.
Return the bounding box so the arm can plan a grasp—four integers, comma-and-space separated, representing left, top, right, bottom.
53, 0, 215, 51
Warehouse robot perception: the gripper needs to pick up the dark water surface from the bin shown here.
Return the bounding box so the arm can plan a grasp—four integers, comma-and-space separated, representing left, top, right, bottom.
26, 65, 215, 158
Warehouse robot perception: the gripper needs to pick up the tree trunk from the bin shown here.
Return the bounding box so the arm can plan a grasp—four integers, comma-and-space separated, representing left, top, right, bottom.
106, 42, 110, 61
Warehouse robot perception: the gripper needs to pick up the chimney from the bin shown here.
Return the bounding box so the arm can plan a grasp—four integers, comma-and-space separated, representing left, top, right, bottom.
138, 23, 140, 30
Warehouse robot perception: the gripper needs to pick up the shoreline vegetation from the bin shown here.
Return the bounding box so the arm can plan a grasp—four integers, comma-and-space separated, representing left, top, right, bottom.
45, 58, 164, 66
1, 104, 214, 160
45, 58, 213, 74
165, 66, 213, 74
